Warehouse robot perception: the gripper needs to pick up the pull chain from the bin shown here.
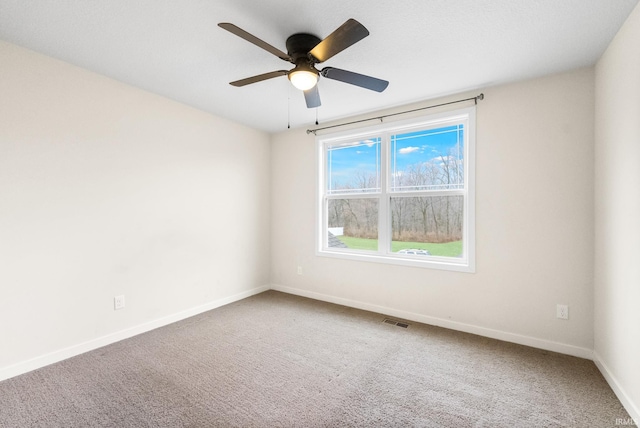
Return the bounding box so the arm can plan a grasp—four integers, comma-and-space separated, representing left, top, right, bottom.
287, 89, 291, 129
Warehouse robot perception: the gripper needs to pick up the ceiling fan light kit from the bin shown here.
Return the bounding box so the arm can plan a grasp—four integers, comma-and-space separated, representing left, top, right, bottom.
218, 19, 388, 108
288, 64, 319, 91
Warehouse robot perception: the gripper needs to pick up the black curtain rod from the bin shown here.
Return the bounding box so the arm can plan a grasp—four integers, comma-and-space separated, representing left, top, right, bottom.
306, 93, 484, 135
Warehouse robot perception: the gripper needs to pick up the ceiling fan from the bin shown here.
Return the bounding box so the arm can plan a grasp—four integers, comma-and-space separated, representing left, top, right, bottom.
218, 19, 389, 108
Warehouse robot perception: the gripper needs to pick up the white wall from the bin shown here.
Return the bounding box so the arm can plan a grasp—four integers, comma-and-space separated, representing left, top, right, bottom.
0, 41, 271, 377
594, 2, 640, 421
271, 68, 595, 357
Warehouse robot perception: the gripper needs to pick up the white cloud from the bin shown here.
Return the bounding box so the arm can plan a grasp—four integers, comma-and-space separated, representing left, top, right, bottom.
364, 139, 377, 147
399, 146, 420, 154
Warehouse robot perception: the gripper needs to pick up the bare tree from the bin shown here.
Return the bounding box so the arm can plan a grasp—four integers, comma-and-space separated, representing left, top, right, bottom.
329, 150, 463, 244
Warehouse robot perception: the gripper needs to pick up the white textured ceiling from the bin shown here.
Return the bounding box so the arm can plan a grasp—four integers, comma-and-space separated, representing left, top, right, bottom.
1, 1, 638, 133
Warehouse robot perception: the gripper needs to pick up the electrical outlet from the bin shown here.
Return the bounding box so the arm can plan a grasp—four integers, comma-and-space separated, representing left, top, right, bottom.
556, 304, 569, 320
114, 295, 125, 310
297, 266, 303, 275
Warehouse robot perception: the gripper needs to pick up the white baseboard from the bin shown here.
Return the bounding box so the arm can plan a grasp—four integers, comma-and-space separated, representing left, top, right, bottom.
4, 283, 637, 422
270, 284, 594, 360
0, 284, 270, 382
593, 352, 640, 424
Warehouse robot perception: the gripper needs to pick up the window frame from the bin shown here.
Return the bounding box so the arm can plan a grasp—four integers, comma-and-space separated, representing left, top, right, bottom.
316, 106, 476, 273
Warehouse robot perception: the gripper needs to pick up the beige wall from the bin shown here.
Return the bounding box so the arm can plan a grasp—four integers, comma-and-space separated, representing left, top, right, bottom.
0, 41, 271, 376
3, 10, 638, 416
1, 9, 638, 418
594, 2, 640, 420
271, 68, 595, 357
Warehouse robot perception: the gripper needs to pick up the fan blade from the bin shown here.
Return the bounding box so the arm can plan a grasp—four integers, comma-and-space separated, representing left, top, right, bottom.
219, 23, 292, 62
321, 67, 389, 92
230, 70, 288, 87
309, 19, 369, 63
304, 85, 321, 108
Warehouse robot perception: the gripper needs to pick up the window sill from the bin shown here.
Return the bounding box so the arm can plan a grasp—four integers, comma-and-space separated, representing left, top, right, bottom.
317, 248, 475, 273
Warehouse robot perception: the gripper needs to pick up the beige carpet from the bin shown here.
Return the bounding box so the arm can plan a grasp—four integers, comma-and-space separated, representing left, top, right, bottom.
0, 290, 631, 427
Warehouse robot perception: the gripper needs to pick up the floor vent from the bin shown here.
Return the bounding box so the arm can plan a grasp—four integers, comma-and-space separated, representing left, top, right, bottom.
382, 318, 409, 328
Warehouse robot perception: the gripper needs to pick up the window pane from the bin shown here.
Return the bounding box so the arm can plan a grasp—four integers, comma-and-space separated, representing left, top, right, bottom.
327, 198, 378, 251
391, 125, 464, 192
327, 138, 381, 195
390, 196, 463, 257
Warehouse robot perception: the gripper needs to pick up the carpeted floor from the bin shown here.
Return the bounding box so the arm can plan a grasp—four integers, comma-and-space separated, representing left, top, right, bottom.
0, 290, 631, 427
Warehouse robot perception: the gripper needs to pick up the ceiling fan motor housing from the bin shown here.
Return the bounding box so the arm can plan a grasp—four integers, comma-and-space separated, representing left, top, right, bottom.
286, 33, 322, 63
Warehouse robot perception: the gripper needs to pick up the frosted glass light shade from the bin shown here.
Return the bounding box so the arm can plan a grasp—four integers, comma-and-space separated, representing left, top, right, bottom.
288, 69, 318, 91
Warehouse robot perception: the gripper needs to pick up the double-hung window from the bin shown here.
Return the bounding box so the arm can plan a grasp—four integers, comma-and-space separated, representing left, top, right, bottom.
317, 107, 475, 272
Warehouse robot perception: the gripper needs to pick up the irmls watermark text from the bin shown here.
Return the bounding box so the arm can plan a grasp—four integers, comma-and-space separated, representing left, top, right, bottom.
616, 417, 638, 426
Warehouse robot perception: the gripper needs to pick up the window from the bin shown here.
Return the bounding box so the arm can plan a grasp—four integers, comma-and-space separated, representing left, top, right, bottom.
317, 107, 475, 272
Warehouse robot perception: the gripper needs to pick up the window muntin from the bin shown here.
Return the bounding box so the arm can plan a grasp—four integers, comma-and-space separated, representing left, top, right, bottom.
391, 124, 464, 192
327, 137, 381, 195
318, 107, 475, 272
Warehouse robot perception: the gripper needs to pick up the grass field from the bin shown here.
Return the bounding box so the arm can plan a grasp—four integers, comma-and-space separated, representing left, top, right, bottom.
337, 236, 462, 257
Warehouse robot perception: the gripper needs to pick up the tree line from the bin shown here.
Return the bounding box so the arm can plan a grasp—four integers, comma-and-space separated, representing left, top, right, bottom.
328, 150, 464, 243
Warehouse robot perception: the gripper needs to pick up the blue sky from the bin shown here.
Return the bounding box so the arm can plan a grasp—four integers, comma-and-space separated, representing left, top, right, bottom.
328, 125, 464, 189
